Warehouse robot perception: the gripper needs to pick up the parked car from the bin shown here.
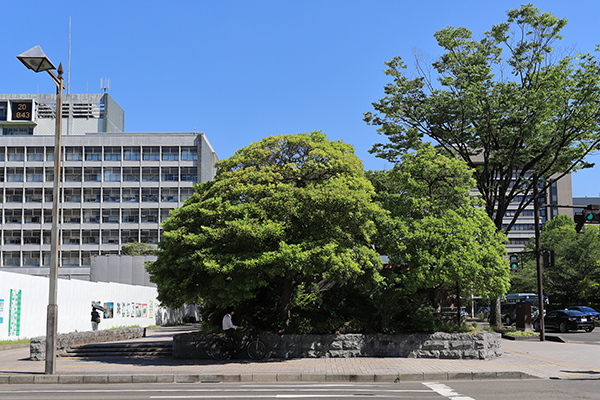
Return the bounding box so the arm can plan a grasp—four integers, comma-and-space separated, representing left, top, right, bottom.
567, 306, 600, 321
533, 309, 595, 333
501, 303, 517, 325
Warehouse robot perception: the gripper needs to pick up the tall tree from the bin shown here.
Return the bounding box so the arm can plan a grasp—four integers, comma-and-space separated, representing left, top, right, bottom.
368, 146, 510, 325
147, 132, 386, 330
365, 4, 600, 235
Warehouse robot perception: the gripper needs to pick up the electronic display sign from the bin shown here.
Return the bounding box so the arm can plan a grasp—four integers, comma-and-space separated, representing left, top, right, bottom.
11, 101, 33, 121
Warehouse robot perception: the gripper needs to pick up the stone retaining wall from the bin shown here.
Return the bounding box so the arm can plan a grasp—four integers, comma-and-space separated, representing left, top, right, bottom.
30, 328, 145, 361
173, 331, 502, 360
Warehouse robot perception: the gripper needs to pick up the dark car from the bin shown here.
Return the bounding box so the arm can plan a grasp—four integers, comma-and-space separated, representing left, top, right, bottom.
567, 306, 600, 321
533, 309, 595, 333
501, 303, 517, 325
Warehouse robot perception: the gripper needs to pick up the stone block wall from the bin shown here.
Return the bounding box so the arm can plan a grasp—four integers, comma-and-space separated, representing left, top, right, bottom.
173, 331, 501, 360
30, 328, 145, 361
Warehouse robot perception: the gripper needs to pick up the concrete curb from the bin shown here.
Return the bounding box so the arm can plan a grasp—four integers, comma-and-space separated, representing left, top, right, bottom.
0, 372, 540, 385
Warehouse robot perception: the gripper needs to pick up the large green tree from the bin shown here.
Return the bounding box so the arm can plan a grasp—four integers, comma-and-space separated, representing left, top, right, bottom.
147, 132, 386, 330
365, 4, 600, 235
368, 146, 510, 325
512, 215, 600, 305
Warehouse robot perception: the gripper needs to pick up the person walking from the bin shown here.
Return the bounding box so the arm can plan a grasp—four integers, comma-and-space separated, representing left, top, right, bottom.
91, 307, 101, 331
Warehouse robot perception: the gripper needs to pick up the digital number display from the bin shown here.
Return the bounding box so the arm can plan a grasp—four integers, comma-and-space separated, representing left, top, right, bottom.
11, 101, 32, 121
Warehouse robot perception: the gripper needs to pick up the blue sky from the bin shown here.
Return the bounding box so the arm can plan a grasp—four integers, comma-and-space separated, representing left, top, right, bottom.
2, 1, 600, 198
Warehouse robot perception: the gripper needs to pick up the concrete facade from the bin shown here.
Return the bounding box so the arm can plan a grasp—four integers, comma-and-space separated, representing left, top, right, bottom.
0, 93, 218, 278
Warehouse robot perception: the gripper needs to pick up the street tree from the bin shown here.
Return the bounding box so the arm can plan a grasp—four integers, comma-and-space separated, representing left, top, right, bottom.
365, 4, 600, 235
367, 146, 510, 325
147, 132, 386, 331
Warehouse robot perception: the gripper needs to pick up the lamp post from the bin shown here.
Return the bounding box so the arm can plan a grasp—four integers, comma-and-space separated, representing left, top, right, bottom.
17, 45, 64, 375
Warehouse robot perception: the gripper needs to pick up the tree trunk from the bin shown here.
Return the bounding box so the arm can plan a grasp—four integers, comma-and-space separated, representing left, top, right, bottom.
456, 281, 461, 325
278, 272, 295, 328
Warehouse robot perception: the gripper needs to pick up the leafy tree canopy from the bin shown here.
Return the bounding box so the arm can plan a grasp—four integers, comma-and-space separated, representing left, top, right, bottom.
367, 146, 510, 325
365, 4, 600, 233
121, 242, 156, 255
147, 132, 386, 331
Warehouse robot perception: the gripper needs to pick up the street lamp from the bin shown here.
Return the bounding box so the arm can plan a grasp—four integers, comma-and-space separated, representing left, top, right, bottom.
17, 45, 64, 375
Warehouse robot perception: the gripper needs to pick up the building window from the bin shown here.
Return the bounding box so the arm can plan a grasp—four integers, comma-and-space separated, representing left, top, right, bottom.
5, 188, 23, 203
162, 147, 179, 161
85, 147, 102, 161
0, 101, 6, 121
102, 230, 119, 244
43, 230, 52, 244
161, 188, 178, 202
181, 167, 197, 183
27, 147, 44, 161
160, 209, 171, 222
123, 167, 140, 182
64, 147, 83, 161
82, 231, 100, 244
5, 209, 22, 224
140, 230, 158, 244
84, 167, 102, 182
44, 209, 59, 223
44, 188, 53, 203
104, 167, 121, 182
26, 167, 44, 182
4, 231, 21, 245
121, 230, 138, 244
141, 209, 159, 223
7, 147, 25, 161
46, 147, 55, 161
62, 251, 79, 266
23, 231, 41, 245
3, 127, 33, 136
142, 188, 159, 202
64, 188, 82, 202
104, 147, 121, 161
0, 147, 4, 161
24, 209, 41, 223
122, 209, 139, 223
143, 147, 160, 161
25, 188, 43, 202
64, 167, 82, 182
181, 146, 197, 161
161, 167, 178, 181
122, 188, 139, 202
124, 147, 141, 161
6, 167, 23, 182
103, 188, 120, 202
3, 252, 20, 266
63, 209, 81, 223
142, 167, 159, 182
180, 188, 194, 201
102, 209, 120, 223
62, 230, 80, 245
84, 188, 101, 202
23, 252, 40, 267
83, 209, 100, 223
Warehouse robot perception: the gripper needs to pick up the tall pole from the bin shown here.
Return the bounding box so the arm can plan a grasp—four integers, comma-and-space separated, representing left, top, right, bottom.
533, 174, 545, 341
45, 63, 64, 374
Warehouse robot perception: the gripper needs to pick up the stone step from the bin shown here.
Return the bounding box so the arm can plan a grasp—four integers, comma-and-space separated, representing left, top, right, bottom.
60, 342, 173, 357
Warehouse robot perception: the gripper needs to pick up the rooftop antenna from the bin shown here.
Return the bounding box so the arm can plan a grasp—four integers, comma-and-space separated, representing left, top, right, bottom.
67, 16, 71, 94
100, 78, 110, 93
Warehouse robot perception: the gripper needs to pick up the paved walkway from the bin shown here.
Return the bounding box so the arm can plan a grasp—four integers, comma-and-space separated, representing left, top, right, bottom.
2, 326, 600, 384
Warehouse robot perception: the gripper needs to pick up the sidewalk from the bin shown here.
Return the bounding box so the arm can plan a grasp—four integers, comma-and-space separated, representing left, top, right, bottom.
2, 326, 600, 384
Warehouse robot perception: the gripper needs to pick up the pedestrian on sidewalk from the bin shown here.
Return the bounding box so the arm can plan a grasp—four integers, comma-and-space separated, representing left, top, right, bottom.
91, 307, 101, 331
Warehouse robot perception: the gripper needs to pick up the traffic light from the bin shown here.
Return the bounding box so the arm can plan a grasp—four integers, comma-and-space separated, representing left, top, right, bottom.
509, 254, 518, 270
584, 211, 600, 223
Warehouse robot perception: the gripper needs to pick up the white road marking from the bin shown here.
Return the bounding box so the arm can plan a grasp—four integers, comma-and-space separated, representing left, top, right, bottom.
423, 382, 476, 400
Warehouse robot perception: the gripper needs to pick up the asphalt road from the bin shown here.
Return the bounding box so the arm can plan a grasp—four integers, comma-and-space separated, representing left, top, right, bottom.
2, 380, 600, 400
545, 326, 600, 345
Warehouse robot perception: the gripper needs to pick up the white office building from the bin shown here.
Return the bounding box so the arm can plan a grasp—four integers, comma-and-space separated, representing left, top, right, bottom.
0, 93, 218, 280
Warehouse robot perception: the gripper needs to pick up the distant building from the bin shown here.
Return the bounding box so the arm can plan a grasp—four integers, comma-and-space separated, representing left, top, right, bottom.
0, 93, 218, 280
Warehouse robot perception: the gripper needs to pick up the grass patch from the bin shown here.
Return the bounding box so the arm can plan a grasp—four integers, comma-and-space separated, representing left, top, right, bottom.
488, 327, 539, 337
0, 338, 30, 345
